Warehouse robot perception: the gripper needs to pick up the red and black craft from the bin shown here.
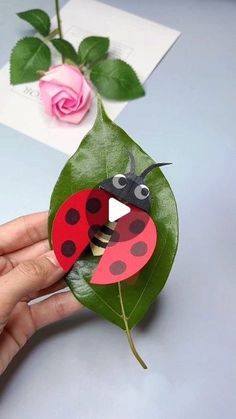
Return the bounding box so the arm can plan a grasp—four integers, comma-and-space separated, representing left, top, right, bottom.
52, 152, 170, 285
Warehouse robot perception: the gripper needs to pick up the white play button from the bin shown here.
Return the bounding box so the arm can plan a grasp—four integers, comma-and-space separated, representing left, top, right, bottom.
108, 197, 131, 222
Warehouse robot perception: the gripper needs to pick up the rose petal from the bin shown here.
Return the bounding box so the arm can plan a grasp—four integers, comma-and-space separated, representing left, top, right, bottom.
79, 78, 92, 108
51, 87, 77, 105
62, 97, 81, 112
55, 99, 90, 124
59, 94, 91, 124
39, 81, 62, 115
63, 98, 76, 108
59, 110, 88, 124
52, 103, 65, 120
40, 64, 92, 125
58, 98, 77, 115
41, 64, 83, 93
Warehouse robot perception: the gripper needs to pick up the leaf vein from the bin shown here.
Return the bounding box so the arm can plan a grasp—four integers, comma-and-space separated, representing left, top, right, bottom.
22, 42, 45, 78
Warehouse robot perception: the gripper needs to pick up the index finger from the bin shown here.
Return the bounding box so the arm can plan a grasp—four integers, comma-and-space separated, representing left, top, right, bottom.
0, 212, 49, 255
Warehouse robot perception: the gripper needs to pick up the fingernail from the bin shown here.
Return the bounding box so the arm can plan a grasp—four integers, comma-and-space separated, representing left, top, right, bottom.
45, 251, 61, 268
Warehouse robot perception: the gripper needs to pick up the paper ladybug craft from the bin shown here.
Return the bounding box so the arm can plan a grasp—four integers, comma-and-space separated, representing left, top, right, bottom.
52, 153, 170, 285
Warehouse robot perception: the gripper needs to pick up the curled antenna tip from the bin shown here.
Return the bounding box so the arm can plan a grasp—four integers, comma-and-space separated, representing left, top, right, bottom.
140, 162, 173, 179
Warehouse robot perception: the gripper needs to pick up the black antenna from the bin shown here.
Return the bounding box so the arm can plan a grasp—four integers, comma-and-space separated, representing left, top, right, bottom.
140, 162, 172, 179
127, 150, 136, 173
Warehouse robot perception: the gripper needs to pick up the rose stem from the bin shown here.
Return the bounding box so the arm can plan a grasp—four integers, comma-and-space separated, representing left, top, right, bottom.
118, 281, 148, 369
55, 0, 64, 62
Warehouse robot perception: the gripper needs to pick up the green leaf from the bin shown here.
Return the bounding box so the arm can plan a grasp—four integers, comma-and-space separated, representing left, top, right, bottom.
17, 9, 51, 37
48, 99, 178, 331
78, 36, 109, 65
10, 37, 51, 85
51, 39, 78, 64
90, 59, 145, 100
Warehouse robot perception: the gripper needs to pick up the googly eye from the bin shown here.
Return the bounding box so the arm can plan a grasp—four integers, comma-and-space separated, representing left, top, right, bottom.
112, 174, 127, 189
134, 184, 150, 200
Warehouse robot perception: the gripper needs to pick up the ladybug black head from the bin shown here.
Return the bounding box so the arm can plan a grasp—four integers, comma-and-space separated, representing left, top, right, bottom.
100, 152, 171, 212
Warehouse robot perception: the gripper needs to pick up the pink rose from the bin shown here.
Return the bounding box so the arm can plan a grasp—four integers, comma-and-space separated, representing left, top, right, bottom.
39, 64, 92, 124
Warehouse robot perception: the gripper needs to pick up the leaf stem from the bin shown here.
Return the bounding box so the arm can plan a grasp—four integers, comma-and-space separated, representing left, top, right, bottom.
55, 0, 64, 62
44, 28, 59, 42
118, 282, 147, 369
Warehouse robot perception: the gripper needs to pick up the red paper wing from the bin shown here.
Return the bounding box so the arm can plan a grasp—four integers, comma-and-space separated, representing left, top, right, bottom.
52, 189, 109, 271
90, 207, 157, 285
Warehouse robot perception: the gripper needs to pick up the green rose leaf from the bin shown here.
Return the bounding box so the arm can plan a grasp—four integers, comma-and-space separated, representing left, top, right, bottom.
10, 37, 51, 85
17, 9, 51, 37
90, 59, 145, 100
48, 100, 178, 333
78, 36, 109, 65
51, 39, 79, 65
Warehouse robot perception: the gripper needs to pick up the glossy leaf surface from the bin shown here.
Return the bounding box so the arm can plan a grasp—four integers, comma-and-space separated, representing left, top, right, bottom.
51, 39, 78, 64
49, 100, 178, 330
78, 36, 109, 65
90, 59, 145, 100
10, 37, 51, 84
17, 9, 51, 37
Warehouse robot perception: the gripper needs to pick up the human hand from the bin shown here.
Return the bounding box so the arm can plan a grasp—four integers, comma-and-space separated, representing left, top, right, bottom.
0, 212, 82, 375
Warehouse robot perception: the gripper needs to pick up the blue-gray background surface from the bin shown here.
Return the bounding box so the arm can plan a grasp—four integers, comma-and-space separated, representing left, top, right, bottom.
0, 1, 235, 418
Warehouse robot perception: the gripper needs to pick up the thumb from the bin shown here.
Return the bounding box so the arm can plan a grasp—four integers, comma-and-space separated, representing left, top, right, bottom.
0, 251, 63, 319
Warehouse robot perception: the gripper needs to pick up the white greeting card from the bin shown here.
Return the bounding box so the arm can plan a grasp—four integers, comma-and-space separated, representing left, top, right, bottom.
0, 0, 180, 155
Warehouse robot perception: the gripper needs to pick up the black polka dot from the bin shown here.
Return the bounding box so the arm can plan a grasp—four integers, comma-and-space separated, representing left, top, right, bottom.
65, 208, 80, 225
109, 260, 126, 275
108, 230, 120, 247
88, 224, 101, 239
61, 240, 76, 257
131, 241, 148, 256
129, 219, 145, 234
86, 198, 101, 214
